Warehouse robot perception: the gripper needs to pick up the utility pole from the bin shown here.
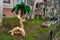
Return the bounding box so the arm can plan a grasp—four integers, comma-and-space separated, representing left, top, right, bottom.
0, 0, 3, 25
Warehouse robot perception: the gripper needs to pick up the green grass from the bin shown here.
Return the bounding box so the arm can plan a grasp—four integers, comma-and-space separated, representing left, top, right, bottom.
0, 32, 17, 40
57, 31, 60, 37
54, 31, 60, 40
0, 17, 57, 40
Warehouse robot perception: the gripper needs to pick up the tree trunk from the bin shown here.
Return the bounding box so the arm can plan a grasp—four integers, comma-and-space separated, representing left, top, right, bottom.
19, 9, 24, 28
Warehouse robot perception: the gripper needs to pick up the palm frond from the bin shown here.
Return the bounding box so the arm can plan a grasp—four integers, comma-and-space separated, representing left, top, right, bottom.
15, 8, 19, 14
20, 2, 25, 6
15, 5, 20, 14
26, 5, 32, 15
12, 2, 32, 15
16, 4, 21, 6
23, 7, 26, 15
11, 6, 16, 12
12, 3, 21, 14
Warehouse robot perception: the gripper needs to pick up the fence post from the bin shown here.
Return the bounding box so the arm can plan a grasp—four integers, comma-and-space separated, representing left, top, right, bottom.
49, 30, 53, 40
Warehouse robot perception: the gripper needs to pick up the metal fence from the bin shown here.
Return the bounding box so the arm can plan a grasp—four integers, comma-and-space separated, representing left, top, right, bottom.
38, 22, 60, 40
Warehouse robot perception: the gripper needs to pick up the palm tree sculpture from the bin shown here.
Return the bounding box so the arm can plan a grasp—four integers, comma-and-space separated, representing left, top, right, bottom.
9, 2, 32, 36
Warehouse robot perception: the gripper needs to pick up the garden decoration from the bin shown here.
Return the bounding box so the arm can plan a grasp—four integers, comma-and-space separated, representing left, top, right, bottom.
8, 27, 25, 36
8, 2, 32, 36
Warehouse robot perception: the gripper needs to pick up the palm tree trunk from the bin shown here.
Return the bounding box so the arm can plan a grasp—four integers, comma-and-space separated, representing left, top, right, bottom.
19, 18, 24, 28
19, 9, 24, 28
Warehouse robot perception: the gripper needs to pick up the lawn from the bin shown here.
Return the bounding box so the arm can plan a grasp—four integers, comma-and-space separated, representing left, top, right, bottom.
54, 31, 60, 40
0, 17, 57, 40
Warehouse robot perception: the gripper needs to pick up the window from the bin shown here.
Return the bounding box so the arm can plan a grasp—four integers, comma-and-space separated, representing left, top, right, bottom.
44, 0, 47, 2
36, 3, 39, 8
3, 0, 10, 3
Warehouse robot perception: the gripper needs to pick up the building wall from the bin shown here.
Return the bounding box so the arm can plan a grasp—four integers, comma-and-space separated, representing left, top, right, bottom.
3, 8, 16, 17
3, 0, 17, 17
3, 0, 43, 8
3, 0, 16, 8
33, 0, 43, 11
35, 0, 43, 3
3, 0, 25, 8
